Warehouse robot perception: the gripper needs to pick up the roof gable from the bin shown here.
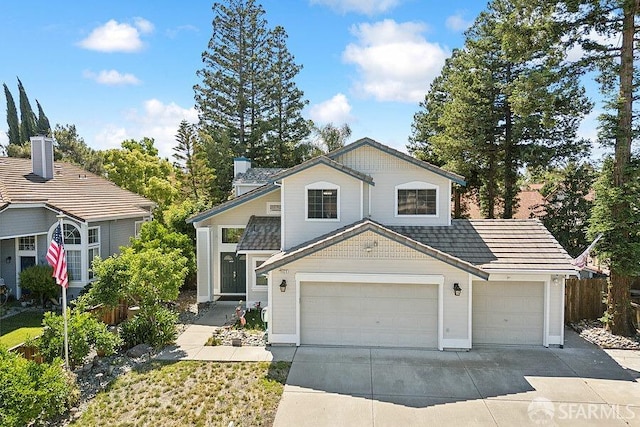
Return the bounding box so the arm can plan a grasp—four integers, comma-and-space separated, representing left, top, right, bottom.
256, 219, 488, 279
328, 137, 466, 186
268, 156, 374, 185
187, 184, 279, 224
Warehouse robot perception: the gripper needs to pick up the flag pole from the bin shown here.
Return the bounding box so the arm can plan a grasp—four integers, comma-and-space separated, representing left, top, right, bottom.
57, 215, 69, 370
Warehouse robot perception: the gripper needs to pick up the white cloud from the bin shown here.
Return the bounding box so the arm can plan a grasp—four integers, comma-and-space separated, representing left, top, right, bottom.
83, 69, 141, 85
446, 13, 472, 32
342, 20, 450, 103
310, 0, 400, 15
95, 99, 198, 159
166, 24, 198, 39
133, 17, 154, 34
308, 93, 353, 124
565, 29, 619, 63
78, 18, 154, 53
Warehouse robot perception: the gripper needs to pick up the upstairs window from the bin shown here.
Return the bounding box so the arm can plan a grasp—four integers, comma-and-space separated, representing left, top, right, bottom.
396, 182, 438, 216
306, 182, 339, 221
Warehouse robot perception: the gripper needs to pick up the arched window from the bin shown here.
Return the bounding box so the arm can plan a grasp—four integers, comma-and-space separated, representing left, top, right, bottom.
61, 223, 82, 281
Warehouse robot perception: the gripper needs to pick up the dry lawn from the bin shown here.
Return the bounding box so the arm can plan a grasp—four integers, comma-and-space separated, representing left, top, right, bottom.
73, 360, 290, 427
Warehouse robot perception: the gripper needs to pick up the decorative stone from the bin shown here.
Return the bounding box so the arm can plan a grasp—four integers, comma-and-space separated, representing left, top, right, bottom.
126, 343, 154, 358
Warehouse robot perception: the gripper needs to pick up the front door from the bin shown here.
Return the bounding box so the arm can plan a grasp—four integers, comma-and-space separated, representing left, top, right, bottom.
220, 252, 246, 294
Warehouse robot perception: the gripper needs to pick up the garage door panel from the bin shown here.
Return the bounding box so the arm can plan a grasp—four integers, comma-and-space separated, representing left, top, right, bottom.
301, 282, 438, 348
473, 281, 544, 346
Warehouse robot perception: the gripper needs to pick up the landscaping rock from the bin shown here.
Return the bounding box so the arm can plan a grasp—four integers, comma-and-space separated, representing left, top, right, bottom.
570, 320, 640, 350
126, 343, 153, 358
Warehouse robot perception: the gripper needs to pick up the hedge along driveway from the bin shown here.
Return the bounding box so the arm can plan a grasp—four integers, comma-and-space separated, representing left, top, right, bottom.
0, 311, 44, 349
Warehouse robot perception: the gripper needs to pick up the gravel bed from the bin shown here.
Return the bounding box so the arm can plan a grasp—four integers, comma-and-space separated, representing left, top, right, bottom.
208, 326, 267, 347
570, 319, 640, 350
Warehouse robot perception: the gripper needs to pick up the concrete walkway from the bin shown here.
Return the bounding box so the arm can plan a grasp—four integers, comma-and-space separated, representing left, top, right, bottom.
155, 302, 296, 363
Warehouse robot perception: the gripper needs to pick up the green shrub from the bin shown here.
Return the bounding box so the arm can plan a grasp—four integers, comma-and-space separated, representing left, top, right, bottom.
19, 265, 58, 308
38, 310, 118, 368
94, 328, 122, 356
0, 346, 79, 427
120, 306, 178, 349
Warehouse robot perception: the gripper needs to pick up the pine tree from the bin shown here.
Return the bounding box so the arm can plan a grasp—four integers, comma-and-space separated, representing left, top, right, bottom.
410, 0, 591, 219
195, 1, 310, 197
36, 100, 51, 136
3, 83, 20, 146
17, 78, 37, 144
195, 0, 271, 157
173, 120, 215, 201
264, 26, 310, 167
509, 0, 639, 337
53, 124, 103, 175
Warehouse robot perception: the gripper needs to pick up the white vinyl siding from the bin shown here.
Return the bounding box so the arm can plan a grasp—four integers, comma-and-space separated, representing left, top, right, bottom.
333, 145, 451, 226
282, 164, 362, 248
300, 282, 438, 348
472, 281, 544, 345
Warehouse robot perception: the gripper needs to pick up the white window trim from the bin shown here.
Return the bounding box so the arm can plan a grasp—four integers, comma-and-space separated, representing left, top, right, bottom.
87, 226, 100, 281
251, 257, 270, 291
47, 220, 84, 285
134, 218, 151, 238
395, 181, 439, 218
305, 181, 340, 222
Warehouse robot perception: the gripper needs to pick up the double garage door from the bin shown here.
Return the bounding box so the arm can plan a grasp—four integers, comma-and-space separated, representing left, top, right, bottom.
300, 281, 438, 348
473, 281, 544, 345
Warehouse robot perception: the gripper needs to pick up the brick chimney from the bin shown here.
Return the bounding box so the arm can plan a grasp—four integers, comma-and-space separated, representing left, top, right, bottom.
30, 136, 55, 180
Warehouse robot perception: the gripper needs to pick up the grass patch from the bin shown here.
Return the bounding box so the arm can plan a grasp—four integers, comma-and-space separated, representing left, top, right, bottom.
73, 360, 291, 426
0, 311, 44, 348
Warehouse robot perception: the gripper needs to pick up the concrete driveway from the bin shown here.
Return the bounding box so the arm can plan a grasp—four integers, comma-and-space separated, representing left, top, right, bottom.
273, 330, 640, 426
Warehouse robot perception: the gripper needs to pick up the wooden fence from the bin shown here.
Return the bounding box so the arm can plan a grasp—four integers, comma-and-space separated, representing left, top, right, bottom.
87, 299, 129, 325
564, 278, 607, 323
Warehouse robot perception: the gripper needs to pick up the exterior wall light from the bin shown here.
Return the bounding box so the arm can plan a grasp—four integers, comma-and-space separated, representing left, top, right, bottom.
453, 283, 462, 296
280, 279, 287, 292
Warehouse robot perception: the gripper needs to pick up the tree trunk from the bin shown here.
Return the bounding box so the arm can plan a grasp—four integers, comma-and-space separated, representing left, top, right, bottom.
453, 186, 462, 219
607, 0, 637, 337
606, 271, 634, 335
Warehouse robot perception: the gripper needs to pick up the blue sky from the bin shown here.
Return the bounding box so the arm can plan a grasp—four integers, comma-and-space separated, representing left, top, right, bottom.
0, 0, 602, 160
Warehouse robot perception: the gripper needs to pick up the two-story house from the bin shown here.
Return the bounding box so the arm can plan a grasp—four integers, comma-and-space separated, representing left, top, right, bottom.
188, 138, 576, 350
0, 136, 154, 299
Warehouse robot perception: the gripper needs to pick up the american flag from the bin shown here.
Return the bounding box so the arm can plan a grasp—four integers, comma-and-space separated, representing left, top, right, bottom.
46, 224, 68, 288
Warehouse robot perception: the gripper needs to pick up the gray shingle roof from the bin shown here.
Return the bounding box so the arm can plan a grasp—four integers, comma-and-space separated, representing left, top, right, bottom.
0, 157, 154, 221
256, 218, 576, 277
186, 184, 279, 224
237, 216, 281, 251
389, 219, 575, 273
233, 168, 285, 185
327, 137, 466, 186
268, 156, 374, 185
256, 219, 489, 279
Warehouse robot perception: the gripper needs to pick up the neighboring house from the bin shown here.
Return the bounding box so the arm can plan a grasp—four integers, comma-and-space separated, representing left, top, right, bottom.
0, 136, 154, 299
463, 183, 546, 219
188, 138, 576, 350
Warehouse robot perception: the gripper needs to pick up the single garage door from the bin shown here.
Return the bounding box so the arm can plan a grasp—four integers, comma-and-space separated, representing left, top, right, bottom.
473, 281, 544, 345
300, 281, 438, 348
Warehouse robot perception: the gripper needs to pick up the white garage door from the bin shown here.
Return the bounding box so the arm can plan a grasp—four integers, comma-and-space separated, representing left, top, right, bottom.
473, 281, 544, 345
300, 281, 438, 348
